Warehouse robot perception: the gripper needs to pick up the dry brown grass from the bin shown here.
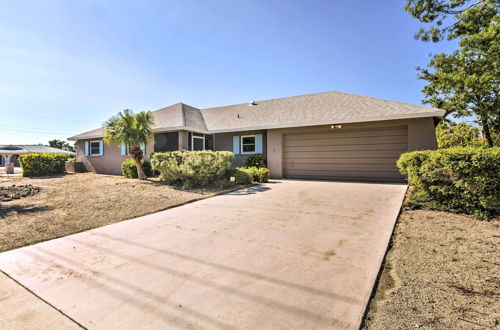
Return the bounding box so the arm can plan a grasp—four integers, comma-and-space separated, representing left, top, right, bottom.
0, 173, 242, 252
364, 210, 500, 329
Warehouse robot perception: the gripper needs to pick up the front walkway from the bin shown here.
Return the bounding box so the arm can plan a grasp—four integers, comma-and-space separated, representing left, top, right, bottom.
0, 180, 406, 329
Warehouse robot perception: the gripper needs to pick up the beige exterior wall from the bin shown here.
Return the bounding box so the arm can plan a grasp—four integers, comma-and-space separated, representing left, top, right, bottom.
179, 130, 189, 150
266, 117, 438, 179
76, 138, 155, 175
214, 130, 266, 167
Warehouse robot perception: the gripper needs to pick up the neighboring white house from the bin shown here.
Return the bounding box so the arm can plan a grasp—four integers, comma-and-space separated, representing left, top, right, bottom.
0, 145, 75, 167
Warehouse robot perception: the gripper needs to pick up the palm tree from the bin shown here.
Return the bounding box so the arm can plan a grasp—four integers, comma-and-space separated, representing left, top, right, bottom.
104, 109, 155, 180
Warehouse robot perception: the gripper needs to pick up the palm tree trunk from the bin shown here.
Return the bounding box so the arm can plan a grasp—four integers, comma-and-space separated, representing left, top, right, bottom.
133, 157, 147, 180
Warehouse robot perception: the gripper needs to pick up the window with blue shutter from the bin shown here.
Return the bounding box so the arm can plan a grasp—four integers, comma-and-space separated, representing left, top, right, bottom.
121, 143, 127, 156
84, 141, 89, 156
89, 140, 103, 156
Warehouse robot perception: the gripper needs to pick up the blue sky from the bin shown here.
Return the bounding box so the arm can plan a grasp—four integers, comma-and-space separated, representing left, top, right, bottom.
0, 0, 456, 144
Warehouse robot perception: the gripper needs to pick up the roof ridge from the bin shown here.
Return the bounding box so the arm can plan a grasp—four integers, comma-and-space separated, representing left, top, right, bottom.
200, 90, 435, 111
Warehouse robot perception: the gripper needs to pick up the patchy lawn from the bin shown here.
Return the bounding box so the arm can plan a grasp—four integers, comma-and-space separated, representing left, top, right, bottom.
0, 173, 243, 253
363, 210, 500, 329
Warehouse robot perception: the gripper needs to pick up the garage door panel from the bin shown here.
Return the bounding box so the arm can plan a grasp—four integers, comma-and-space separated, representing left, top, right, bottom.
284, 163, 399, 172
284, 158, 399, 165
285, 150, 405, 159
283, 126, 408, 182
285, 169, 403, 179
285, 143, 408, 152
285, 174, 405, 183
284, 128, 407, 141
284, 135, 407, 147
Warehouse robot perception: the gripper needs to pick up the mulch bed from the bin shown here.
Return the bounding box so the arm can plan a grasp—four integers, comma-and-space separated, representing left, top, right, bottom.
0, 185, 41, 202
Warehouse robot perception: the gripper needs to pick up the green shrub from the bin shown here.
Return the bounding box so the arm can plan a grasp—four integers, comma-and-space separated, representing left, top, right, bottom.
121, 159, 152, 179
436, 121, 486, 148
151, 150, 234, 188
234, 168, 253, 184
235, 167, 270, 183
244, 154, 266, 168
18, 153, 70, 177
397, 147, 499, 219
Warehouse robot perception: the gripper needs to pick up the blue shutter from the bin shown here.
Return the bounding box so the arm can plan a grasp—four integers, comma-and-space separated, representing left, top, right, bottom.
99, 141, 104, 156
121, 143, 127, 156
232, 136, 240, 154
140, 144, 145, 152
255, 134, 263, 154
84, 141, 89, 156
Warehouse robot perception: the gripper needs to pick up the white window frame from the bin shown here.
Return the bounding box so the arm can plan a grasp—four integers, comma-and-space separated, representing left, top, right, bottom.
89, 140, 101, 156
240, 135, 256, 154
191, 134, 205, 151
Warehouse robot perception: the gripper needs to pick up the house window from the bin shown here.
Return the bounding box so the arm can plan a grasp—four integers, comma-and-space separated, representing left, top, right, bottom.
192, 135, 205, 151
241, 135, 256, 154
90, 141, 101, 156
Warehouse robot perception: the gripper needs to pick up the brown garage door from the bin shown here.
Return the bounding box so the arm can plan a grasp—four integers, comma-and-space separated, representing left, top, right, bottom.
284, 126, 408, 182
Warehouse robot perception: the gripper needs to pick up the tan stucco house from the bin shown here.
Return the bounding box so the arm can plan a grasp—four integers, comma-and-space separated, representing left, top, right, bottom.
68, 91, 445, 182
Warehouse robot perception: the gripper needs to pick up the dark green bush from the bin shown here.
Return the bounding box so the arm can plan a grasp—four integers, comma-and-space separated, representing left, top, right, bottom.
121, 159, 152, 179
244, 154, 267, 168
235, 167, 270, 183
18, 153, 70, 177
397, 147, 499, 219
151, 150, 234, 188
234, 168, 253, 184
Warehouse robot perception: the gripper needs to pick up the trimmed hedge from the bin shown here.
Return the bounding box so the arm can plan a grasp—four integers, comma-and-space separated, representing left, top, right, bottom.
18, 153, 70, 177
234, 168, 253, 184
151, 150, 234, 188
244, 154, 267, 168
234, 167, 270, 184
397, 147, 499, 219
121, 159, 153, 179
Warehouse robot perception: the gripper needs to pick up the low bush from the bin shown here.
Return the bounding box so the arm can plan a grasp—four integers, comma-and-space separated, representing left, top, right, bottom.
121, 159, 153, 179
234, 168, 253, 184
18, 153, 70, 177
244, 154, 266, 168
151, 150, 234, 188
397, 147, 499, 219
234, 167, 270, 184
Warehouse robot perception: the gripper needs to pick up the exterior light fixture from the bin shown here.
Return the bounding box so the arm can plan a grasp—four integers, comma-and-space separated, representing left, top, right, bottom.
331, 124, 342, 129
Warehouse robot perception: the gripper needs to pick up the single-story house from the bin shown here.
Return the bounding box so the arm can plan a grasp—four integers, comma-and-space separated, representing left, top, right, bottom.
68, 91, 445, 182
0, 145, 75, 167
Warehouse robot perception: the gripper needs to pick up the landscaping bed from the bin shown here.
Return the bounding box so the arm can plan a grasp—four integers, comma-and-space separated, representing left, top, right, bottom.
364, 210, 500, 329
0, 185, 40, 202
0, 173, 246, 252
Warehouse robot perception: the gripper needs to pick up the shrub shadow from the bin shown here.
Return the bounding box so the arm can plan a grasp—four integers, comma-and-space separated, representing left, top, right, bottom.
0, 204, 51, 218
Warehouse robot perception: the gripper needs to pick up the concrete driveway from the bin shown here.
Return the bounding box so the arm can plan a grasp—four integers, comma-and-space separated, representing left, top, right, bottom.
0, 180, 406, 329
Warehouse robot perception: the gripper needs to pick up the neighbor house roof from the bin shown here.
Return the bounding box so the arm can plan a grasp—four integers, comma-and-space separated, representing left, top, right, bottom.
0, 145, 76, 155
68, 90, 445, 140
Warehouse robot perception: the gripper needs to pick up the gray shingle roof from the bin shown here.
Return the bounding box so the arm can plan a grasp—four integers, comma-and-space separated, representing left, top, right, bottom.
68, 103, 209, 140
68, 90, 445, 140
0, 145, 75, 155
201, 91, 445, 132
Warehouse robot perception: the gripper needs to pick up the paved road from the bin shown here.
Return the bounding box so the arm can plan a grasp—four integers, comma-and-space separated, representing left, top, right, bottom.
0, 180, 406, 329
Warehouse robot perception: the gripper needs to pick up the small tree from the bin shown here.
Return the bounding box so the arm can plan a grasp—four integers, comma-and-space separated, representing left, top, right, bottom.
436, 121, 485, 148
48, 139, 76, 152
405, 0, 499, 147
103, 109, 154, 180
